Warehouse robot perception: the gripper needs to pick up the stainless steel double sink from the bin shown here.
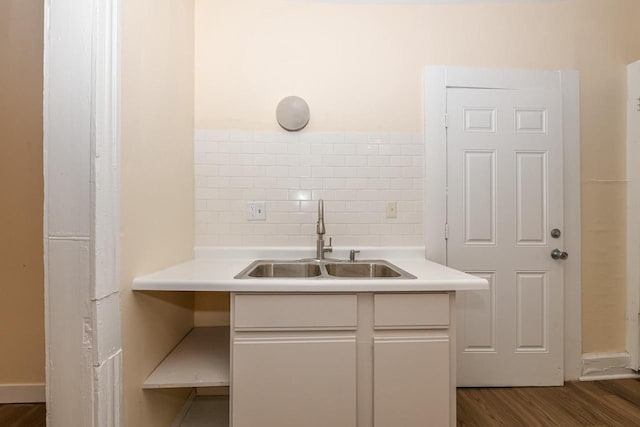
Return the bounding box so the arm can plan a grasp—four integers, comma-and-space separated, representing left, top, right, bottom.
234, 259, 416, 280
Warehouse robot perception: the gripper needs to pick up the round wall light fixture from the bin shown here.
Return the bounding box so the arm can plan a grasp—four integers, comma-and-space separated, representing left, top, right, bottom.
276, 96, 310, 131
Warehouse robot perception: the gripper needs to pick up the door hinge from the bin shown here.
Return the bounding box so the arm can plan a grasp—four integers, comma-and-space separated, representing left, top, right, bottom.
444, 114, 449, 128
444, 223, 449, 240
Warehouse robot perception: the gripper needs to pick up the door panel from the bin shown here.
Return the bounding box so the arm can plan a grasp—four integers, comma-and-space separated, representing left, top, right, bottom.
464, 151, 496, 245
461, 272, 496, 353
516, 152, 548, 245
447, 88, 564, 386
515, 271, 548, 352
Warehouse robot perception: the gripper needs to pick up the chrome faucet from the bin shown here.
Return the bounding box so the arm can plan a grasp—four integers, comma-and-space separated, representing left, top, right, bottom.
316, 199, 332, 260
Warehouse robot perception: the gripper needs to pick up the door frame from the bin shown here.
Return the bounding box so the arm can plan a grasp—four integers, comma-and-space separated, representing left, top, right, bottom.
628, 60, 640, 371
423, 66, 581, 381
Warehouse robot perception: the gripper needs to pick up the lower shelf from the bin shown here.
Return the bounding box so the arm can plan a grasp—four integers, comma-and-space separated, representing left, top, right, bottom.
144, 327, 230, 389
180, 396, 229, 427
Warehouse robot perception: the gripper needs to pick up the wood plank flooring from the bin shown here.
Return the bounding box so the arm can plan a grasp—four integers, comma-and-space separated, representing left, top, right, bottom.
458, 379, 640, 426
0, 403, 45, 427
2, 379, 640, 426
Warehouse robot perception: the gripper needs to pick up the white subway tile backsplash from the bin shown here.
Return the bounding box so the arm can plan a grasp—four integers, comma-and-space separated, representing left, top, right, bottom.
195, 130, 424, 246
333, 143, 356, 155
289, 166, 312, 177
390, 156, 412, 167
288, 189, 312, 201
311, 189, 336, 201
264, 142, 289, 154
277, 177, 300, 189
379, 167, 403, 178
227, 131, 255, 142
320, 132, 346, 144
344, 156, 368, 167
367, 156, 390, 167
368, 134, 390, 144
321, 155, 345, 167
194, 152, 208, 164
357, 167, 380, 178
195, 200, 207, 211
402, 167, 423, 178
390, 134, 413, 144
402, 144, 424, 156
311, 166, 334, 178
379, 144, 402, 156
265, 165, 289, 177
323, 178, 347, 189
311, 143, 334, 155
334, 167, 358, 178
357, 144, 379, 156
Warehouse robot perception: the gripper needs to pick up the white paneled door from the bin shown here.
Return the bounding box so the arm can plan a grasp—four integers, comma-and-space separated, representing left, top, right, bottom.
447, 88, 565, 386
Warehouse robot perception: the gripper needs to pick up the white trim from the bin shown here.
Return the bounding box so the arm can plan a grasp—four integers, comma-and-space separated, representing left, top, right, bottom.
580, 352, 640, 381
0, 385, 46, 404
45, 0, 122, 424
560, 70, 582, 380
423, 66, 582, 381
626, 60, 640, 371
90, 0, 123, 423
43, 0, 51, 418
424, 68, 448, 264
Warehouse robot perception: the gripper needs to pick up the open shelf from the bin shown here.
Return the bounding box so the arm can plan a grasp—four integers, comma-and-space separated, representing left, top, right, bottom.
143, 327, 230, 389
180, 396, 229, 427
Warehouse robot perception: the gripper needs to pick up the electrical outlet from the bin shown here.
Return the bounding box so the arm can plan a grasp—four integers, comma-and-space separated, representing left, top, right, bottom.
386, 201, 397, 219
248, 201, 266, 221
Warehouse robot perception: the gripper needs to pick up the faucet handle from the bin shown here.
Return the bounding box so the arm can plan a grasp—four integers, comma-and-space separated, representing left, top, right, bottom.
324, 237, 333, 254
349, 249, 360, 262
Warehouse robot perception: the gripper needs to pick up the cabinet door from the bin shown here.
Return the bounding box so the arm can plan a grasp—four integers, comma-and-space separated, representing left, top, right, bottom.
374, 336, 450, 427
232, 336, 357, 427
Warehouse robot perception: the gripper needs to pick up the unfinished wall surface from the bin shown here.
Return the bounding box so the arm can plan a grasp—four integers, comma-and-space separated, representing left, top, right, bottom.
120, 0, 195, 425
194, 0, 637, 354
0, 0, 45, 393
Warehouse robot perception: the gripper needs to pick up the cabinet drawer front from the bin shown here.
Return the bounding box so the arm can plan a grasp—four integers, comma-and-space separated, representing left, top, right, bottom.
234, 294, 358, 330
374, 293, 449, 328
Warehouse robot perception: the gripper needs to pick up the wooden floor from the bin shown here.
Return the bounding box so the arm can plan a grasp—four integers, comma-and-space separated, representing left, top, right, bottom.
0, 403, 45, 427
458, 379, 640, 426
2, 379, 640, 426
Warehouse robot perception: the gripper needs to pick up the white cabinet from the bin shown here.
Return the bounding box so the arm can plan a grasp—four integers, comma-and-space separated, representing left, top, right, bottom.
231, 293, 358, 427
143, 292, 454, 426
230, 292, 455, 427
373, 336, 450, 427
232, 337, 357, 427
373, 293, 452, 427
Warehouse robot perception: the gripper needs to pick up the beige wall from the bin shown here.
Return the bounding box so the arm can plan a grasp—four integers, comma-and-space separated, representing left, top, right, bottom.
194, 0, 638, 354
121, 0, 195, 425
0, 0, 45, 387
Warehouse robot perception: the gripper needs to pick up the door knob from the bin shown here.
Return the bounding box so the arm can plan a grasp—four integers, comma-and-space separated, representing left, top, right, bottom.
551, 249, 568, 260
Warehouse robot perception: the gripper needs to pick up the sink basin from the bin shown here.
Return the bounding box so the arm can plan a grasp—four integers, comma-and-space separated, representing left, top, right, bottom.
325, 262, 403, 278
241, 262, 322, 278
235, 259, 416, 280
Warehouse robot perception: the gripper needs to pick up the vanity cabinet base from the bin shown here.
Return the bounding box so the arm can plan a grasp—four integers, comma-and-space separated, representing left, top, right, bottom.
230, 292, 456, 427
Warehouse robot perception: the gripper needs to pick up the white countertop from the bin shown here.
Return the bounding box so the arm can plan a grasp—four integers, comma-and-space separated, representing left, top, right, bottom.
133, 247, 488, 293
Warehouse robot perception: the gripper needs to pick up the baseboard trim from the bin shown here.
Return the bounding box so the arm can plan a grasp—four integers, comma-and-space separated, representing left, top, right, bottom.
0, 384, 46, 403
580, 352, 640, 381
